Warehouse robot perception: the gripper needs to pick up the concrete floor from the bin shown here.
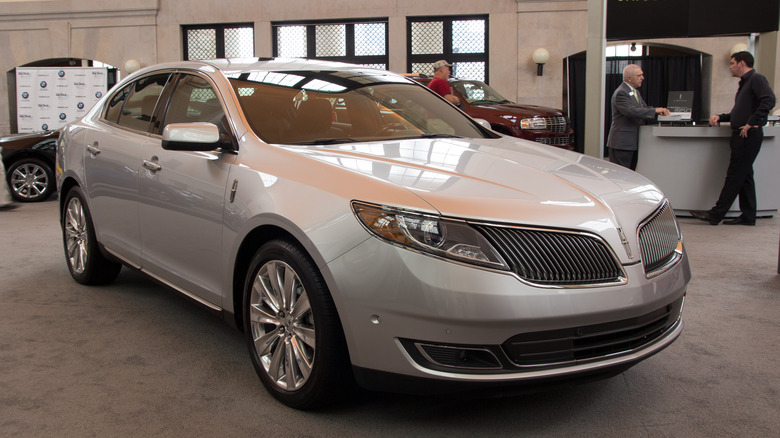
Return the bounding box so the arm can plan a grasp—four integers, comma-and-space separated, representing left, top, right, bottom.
1, 198, 778, 437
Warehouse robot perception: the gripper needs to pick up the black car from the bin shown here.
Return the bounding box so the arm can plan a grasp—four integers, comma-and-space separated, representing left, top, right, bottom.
1, 130, 59, 202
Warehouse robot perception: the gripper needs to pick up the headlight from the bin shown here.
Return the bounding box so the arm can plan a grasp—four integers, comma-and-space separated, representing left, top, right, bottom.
520, 116, 547, 130
352, 202, 508, 270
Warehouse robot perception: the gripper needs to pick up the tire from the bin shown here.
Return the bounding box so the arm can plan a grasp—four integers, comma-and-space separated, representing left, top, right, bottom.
7, 158, 55, 202
61, 187, 122, 285
243, 239, 351, 409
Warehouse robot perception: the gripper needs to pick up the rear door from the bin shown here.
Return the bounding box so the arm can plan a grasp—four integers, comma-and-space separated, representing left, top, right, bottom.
83, 73, 172, 266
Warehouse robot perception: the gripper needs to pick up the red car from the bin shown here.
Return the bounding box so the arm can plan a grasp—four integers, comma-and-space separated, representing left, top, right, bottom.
412, 76, 575, 150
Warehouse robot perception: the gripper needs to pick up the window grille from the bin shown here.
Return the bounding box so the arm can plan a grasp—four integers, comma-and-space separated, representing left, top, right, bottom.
452, 20, 485, 54
411, 22, 443, 55
316, 25, 346, 57
273, 19, 388, 69
183, 23, 254, 60
408, 16, 488, 82
224, 26, 255, 58
355, 23, 386, 57
277, 26, 307, 58
452, 62, 485, 81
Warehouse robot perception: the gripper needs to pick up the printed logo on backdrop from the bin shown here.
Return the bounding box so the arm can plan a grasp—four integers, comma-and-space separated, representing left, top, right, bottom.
16, 67, 108, 133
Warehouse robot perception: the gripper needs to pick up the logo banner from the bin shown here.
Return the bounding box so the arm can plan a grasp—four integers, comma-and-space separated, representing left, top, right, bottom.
16, 67, 107, 133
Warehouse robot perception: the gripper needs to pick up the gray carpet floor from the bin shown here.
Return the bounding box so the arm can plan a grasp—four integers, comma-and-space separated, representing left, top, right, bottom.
1, 199, 778, 437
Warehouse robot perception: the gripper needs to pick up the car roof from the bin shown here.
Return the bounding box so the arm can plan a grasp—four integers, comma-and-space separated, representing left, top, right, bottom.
130, 58, 403, 80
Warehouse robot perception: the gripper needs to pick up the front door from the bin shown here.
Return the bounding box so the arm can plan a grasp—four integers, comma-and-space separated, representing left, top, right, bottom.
137, 74, 236, 306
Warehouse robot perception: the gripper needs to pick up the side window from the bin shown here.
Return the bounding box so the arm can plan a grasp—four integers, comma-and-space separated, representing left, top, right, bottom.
163, 74, 227, 129
115, 73, 172, 132
454, 82, 484, 102
104, 85, 130, 124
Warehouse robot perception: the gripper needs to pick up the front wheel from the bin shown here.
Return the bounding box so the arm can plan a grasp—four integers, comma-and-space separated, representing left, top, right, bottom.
243, 239, 351, 409
61, 187, 122, 285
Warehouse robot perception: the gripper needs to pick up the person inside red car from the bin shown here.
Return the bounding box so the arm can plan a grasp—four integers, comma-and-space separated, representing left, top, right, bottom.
428, 60, 461, 107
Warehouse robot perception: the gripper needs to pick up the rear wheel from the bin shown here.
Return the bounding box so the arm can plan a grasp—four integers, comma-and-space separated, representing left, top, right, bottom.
7, 158, 55, 202
243, 239, 351, 409
61, 187, 122, 285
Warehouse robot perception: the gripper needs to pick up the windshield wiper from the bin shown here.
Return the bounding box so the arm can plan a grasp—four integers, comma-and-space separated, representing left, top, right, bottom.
419, 133, 463, 138
290, 138, 359, 145
390, 133, 464, 141
468, 99, 501, 105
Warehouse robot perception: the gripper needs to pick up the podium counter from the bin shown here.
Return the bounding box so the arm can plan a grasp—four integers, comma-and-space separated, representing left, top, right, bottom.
636, 125, 779, 217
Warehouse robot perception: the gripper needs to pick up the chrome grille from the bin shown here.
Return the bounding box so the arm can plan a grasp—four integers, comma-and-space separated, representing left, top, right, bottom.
534, 136, 574, 146
638, 202, 682, 277
543, 116, 568, 134
474, 225, 624, 286
502, 296, 684, 367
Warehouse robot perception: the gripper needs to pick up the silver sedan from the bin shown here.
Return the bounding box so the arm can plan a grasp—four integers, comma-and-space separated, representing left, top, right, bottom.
56, 58, 690, 409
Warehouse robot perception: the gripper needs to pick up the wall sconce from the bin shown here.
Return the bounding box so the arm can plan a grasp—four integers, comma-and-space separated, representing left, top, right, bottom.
532, 48, 550, 76
730, 42, 748, 56
124, 59, 141, 74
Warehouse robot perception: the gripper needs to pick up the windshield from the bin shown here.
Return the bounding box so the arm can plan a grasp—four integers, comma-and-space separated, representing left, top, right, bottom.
229, 70, 493, 144
451, 80, 511, 105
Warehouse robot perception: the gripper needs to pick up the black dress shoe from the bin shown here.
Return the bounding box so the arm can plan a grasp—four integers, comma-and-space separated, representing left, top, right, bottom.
723, 217, 755, 226
0, 203, 19, 211
689, 210, 719, 225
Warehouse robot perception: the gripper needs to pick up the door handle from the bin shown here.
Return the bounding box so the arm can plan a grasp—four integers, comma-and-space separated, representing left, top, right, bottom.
143, 159, 162, 172
87, 142, 100, 156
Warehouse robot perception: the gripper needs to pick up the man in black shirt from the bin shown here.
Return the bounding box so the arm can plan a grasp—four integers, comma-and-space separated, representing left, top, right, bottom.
691, 51, 776, 226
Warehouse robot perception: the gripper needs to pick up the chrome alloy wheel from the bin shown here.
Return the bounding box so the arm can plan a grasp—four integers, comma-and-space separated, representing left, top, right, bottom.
10, 162, 49, 200
64, 196, 89, 275
249, 260, 316, 391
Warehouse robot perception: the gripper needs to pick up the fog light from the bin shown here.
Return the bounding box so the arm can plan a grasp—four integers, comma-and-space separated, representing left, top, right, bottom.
416, 343, 502, 370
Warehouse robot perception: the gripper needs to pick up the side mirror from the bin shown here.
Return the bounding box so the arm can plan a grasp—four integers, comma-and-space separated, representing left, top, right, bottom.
162, 122, 221, 151
473, 118, 492, 130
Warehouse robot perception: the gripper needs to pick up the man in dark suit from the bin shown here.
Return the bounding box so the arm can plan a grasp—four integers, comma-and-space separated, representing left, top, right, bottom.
606, 64, 670, 170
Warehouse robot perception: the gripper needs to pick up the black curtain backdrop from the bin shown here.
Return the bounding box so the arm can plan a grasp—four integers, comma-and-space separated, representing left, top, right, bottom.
568, 54, 587, 154
567, 54, 702, 155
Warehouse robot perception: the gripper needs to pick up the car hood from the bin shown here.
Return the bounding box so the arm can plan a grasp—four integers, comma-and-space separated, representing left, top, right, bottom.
0, 130, 59, 149
283, 136, 666, 261
471, 102, 565, 118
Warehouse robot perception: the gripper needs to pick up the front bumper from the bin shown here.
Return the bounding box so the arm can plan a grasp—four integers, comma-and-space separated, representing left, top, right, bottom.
324, 236, 690, 391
